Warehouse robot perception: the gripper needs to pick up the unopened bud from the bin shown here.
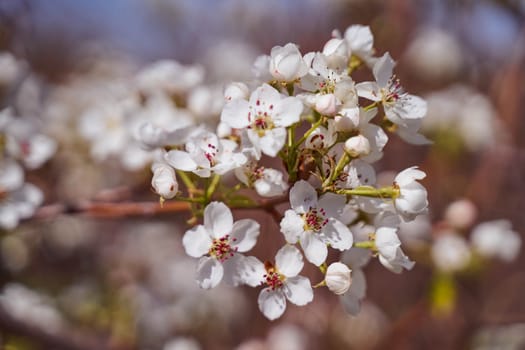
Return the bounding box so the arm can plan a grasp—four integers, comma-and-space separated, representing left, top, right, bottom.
224, 82, 250, 101
315, 94, 338, 116
151, 163, 178, 199
325, 262, 352, 295
344, 135, 370, 157
444, 199, 477, 230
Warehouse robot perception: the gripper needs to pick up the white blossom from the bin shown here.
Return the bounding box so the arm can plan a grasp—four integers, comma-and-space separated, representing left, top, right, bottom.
239, 245, 313, 320
280, 180, 353, 266
471, 220, 521, 262
182, 202, 260, 289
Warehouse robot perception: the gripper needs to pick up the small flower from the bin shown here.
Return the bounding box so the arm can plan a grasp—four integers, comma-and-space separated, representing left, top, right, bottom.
165, 130, 247, 178
239, 245, 313, 320
223, 82, 250, 101
221, 83, 303, 157
471, 220, 521, 262
182, 202, 260, 289
280, 180, 353, 266
269, 43, 308, 82
431, 232, 471, 272
444, 199, 477, 230
325, 262, 352, 295
394, 167, 428, 221
375, 213, 415, 273
151, 162, 178, 199
356, 53, 427, 127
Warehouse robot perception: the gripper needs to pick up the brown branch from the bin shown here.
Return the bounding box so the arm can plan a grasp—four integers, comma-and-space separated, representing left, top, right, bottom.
34, 200, 191, 219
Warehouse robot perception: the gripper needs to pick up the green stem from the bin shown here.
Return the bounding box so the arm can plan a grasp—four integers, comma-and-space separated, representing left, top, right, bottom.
322, 152, 351, 188
174, 196, 205, 203
363, 101, 378, 111
353, 240, 375, 249
295, 118, 323, 147
176, 170, 195, 191
336, 185, 399, 198
205, 174, 221, 202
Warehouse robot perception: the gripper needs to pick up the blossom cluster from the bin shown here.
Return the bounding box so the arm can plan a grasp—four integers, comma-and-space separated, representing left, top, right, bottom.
147, 25, 431, 320
0, 53, 57, 230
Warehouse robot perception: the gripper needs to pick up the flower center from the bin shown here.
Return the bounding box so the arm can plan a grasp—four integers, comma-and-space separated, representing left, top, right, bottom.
303, 207, 328, 232
209, 234, 237, 262
382, 76, 405, 105
204, 143, 218, 166
247, 100, 275, 136
263, 261, 285, 291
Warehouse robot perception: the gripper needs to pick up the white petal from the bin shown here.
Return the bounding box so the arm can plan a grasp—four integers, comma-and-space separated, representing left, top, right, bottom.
195, 256, 224, 289
395, 166, 426, 186
355, 82, 381, 102
317, 192, 346, 218
300, 233, 327, 266
231, 219, 260, 252
204, 202, 233, 239
164, 150, 197, 171
280, 210, 304, 244
275, 245, 304, 277
221, 99, 250, 129
273, 97, 303, 127
258, 288, 286, 321
373, 52, 395, 87
284, 276, 313, 306
238, 255, 266, 287
255, 128, 287, 157
375, 226, 401, 260
323, 219, 353, 251
289, 180, 318, 214
221, 253, 244, 286
182, 225, 212, 258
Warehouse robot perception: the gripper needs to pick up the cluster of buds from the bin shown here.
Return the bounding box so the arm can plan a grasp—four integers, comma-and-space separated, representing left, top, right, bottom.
145, 25, 430, 320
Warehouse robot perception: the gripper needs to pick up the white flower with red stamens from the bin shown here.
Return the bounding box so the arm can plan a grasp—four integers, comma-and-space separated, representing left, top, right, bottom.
356, 53, 427, 127
165, 130, 247, 178
235, 162, 288, 198
239, 245, 313, 320
221, 83, 303, 157
182, 202, 260, 289
280, 180, 353, 266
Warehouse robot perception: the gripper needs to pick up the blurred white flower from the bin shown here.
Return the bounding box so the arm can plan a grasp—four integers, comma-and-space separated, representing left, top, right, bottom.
471, 220, 521, 262
431, 232, 471, 272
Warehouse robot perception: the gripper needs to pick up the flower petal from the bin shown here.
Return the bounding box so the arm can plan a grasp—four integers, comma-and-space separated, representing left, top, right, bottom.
231, 219, 260, 253
275, 245, 304, 277
323, 219, 353, 251
373, 52, 395, 87
280, 210, 304, 244
300, 232, 327, 266
195, 256, 224, 289
238, 255, 266, 287
258, 288, 287, 320
220, 99, 250, 129
289, 180, 318, 214
284, 276, 313, 306
164, 150, 197, 171
182, 225, 212, 258
204, 202, 233, 239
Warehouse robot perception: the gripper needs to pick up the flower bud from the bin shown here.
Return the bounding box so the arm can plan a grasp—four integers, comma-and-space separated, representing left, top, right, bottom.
315, 94, 338, 116
151, 163, 178, 199
344, 134, 370, 157
325, 262, 352, 295
224, 82, 250, 101
269, 43, 308, 81
444, 199, 477, 230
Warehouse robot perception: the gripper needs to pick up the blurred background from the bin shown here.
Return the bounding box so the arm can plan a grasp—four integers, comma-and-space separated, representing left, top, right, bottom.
0, 0, 525, 349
